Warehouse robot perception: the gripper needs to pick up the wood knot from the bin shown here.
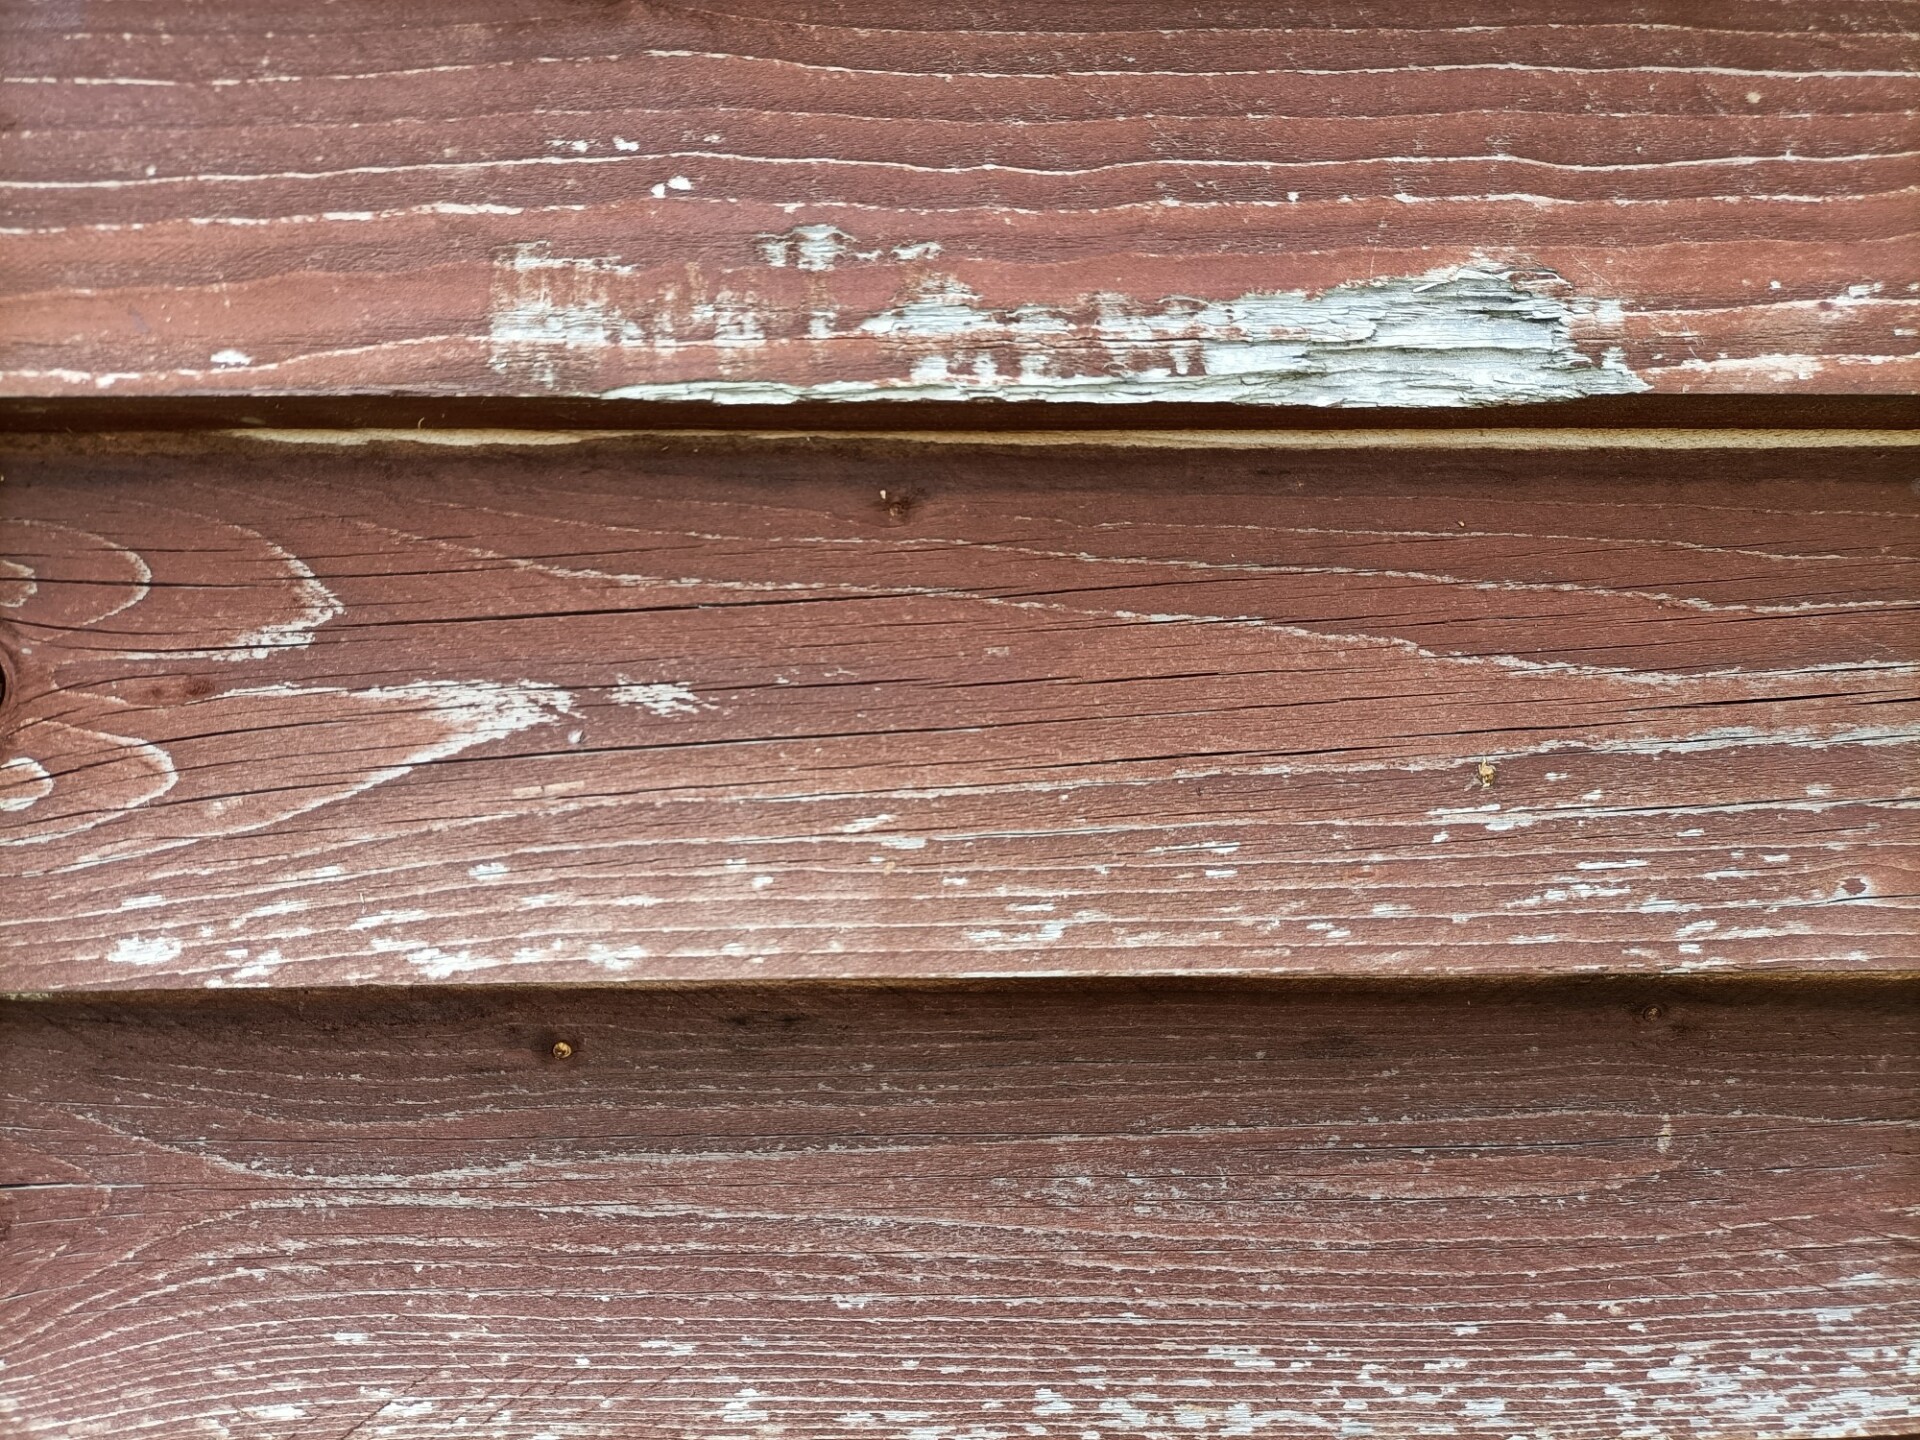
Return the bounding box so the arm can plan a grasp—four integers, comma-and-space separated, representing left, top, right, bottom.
0, 640, 23, 739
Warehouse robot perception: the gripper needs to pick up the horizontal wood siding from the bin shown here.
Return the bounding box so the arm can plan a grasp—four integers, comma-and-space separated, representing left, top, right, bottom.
3, 980, 1916, 1438
2, 4, 1915, 401
1, 435, 1914, 989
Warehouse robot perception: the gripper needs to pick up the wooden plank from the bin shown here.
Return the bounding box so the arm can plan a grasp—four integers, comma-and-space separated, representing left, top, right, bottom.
2, 4, 1915, 403
1, 433, 1915, 990
2, 980, 1914, 1438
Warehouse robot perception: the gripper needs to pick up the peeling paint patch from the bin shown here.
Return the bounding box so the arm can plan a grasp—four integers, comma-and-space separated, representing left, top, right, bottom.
755, 226, 945, 271
608, 678, 706, 717
756, 223, 855, 271
405, 946, 496, 981
107, 934, 183, 966
489, 241, 1646, 406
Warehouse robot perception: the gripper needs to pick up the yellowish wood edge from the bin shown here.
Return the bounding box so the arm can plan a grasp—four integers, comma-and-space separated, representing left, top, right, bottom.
225, 427, 1920, 450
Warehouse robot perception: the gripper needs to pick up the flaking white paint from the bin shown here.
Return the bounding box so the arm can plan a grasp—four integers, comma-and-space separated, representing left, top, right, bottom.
107, 934, 183, 966
489, 243, 1647, 406
609, 679, 706, 717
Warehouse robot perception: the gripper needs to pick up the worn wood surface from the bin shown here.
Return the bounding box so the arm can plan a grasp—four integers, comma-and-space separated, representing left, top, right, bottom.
2, 980, 1915, 1438
1, 434, 1914, 990
3, 4, 1916, 403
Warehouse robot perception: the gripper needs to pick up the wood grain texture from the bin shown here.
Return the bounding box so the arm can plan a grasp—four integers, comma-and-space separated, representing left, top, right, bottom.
2, 981, 1915, 1439
3, 3, 1917, 402
1, 434, 1915, 990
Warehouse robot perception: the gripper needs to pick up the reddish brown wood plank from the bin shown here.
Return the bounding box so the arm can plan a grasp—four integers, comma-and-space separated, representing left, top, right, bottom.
2, 4, 1916, 401
2, 980, 1914, 1438
0, 434, 1915, 989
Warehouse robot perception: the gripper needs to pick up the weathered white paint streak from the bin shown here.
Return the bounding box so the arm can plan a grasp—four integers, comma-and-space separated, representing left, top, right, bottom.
122, 522, 341, 662
217, 678, 576, 802
489, 243, 1647, 406
0, 757, 52, 813
3, 682, 574, 894
0, 720, 179, 849
7, 517, 152, 627
0, 557, 35, 608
